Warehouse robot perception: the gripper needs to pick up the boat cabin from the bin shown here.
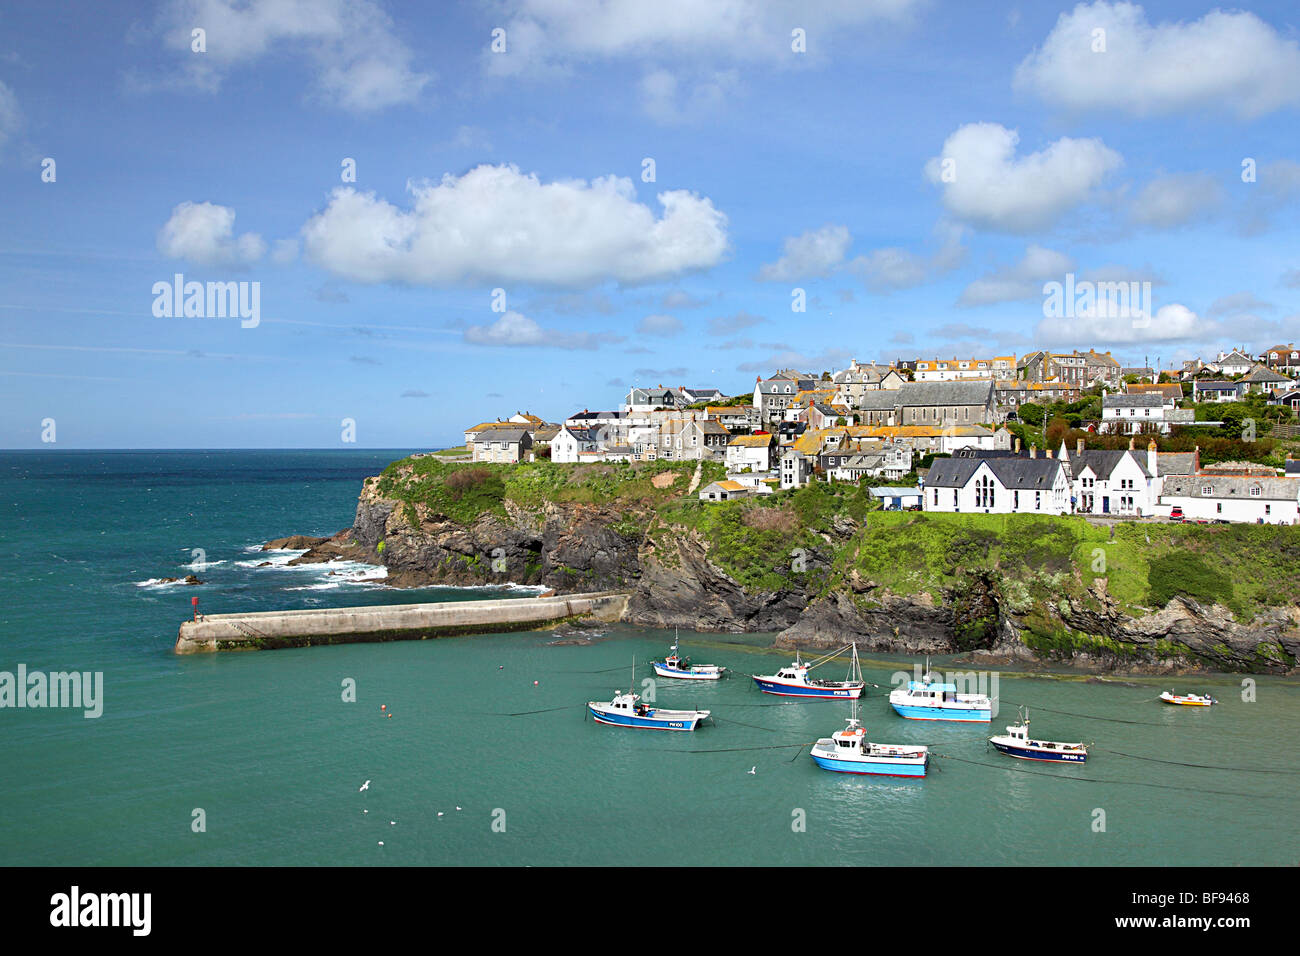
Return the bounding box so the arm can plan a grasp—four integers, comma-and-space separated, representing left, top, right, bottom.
906, 679, 960, 702
609, 693, 648, 716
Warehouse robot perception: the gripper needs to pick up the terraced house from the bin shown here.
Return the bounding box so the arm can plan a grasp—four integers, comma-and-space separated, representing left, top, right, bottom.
1160, 475, 1300, 524
753, 374, 818, 425
912, 355, 1015, 382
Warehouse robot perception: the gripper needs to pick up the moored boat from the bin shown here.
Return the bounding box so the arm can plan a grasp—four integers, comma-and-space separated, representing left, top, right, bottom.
1159, 691, 1217, 707
989, 712, 1087, 763
753, 643, 865, 699
889, 666, 992, 722
651, 632, 724, 680
587, 691, 711, 731
810, 697, 928, 777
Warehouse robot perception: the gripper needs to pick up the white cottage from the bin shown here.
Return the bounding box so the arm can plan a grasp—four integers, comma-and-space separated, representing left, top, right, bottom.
923, 455, 1070, 515
1159, 475, 1300, 524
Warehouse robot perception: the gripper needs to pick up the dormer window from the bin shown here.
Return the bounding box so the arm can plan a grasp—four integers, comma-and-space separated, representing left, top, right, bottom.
1201, 485, 1213, 496
1250, 485, 1262, 497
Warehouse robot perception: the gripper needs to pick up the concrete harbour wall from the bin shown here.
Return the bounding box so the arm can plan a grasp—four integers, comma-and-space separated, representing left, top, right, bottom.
174, 591, 629, 654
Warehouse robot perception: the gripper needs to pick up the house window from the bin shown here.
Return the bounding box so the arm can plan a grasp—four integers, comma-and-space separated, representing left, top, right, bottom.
1249, 485, 1261, 497
1035, 491, 1041, 509
1201, 485, 1212, 496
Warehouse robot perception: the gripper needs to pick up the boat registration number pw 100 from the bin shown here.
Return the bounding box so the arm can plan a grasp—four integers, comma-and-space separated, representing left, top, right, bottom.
668, 721, 684, 728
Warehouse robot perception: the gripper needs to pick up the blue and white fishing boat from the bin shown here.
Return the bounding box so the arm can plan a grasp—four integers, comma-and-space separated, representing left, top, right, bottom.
810, 662, 929, 777
651, 631, 725, 681
753, 643, 865, 699
889, 663, 992, 722
809, 720, 930, 777
989, 711, 1087, 763
587, 691, 711, 731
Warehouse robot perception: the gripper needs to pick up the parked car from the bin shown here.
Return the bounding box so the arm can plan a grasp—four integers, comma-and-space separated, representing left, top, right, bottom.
1169, 506, 1185, 522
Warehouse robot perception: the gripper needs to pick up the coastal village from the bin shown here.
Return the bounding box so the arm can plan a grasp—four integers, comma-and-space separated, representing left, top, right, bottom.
461, 344, 1300, 525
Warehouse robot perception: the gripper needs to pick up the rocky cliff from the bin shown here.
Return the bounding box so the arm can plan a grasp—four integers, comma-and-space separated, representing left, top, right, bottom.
280, 458, 1300, 676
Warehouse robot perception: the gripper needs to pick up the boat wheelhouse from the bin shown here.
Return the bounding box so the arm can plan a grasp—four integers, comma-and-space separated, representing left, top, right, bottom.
889, 669, 992, 722
989, 713, 1087, 763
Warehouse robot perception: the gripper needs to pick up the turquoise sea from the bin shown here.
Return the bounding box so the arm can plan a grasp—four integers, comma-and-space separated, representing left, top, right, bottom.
1, 449, 1296, 866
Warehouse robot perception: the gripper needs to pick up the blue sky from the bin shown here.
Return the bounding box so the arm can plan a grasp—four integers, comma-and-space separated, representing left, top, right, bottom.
1, 0, 1298, 448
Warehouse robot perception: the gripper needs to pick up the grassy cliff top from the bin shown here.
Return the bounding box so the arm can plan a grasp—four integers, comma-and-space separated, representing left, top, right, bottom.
373, 456, 725, 524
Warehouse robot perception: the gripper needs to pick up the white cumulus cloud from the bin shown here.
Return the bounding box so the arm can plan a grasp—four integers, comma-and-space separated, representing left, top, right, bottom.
1015, 1, 1300, 119
158, 201, 266, 266
1037, 302, 1214, 347
758, 224, 851, 281
300, 164, 729, 287
463, 311, 623, 351
959, 245, 1074, 307
156, 0, 430, 111
1129, 172, 1223, 228
925, 123, 1122, 233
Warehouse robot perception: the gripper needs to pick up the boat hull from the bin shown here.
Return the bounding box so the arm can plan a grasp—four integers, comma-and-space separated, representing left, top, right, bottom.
652, 662, 722, 680
891, 702, 990, 722
990, 740, 1086, 762
809, 752, 927, 777
587, 704, 704, 731
753, 677, 864, 699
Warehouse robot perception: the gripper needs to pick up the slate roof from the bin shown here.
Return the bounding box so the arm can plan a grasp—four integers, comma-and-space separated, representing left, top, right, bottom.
1071, 448, 1150, 479
1161, 475, 1300, 501
1156, 452, 1197, 475
896, 380, 995, 407
925, 456, 1063, 490
473, 426, 530, 443
1103, 393, 1166, 407
1242, 364, 1291, 383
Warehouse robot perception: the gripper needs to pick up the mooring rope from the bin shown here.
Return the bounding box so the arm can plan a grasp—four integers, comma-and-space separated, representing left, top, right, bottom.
933, 752, 1291, 800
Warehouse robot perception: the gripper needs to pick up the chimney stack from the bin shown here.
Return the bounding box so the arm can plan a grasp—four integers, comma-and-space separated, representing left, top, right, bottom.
1076, 438, 1084, 454
1148, 439, 1158, 479
1128, 436, 1135, 450
1030, 444, 1037, 459
1014, 437, 1020, 454
1046, 448, 1053, 458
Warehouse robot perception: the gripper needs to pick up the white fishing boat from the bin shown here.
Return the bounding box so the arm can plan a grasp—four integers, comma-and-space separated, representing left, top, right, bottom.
1159, 691, 1217, 707
810, 659, 929, 777
650, 630, 724, 680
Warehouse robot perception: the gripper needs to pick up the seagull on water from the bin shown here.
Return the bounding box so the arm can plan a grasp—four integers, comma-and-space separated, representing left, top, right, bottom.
747, 767, 756, 775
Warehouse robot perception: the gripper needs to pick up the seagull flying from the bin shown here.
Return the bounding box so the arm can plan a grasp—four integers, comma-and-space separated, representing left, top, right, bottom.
359, 780, 371, 792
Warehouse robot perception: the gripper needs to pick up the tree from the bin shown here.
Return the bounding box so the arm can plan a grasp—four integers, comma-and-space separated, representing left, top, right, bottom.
1019, 403, 1046, 426
1046, 415, 1070, 450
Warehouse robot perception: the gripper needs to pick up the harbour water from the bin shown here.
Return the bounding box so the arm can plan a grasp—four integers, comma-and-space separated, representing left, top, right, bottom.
1, 450, 1295, 866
